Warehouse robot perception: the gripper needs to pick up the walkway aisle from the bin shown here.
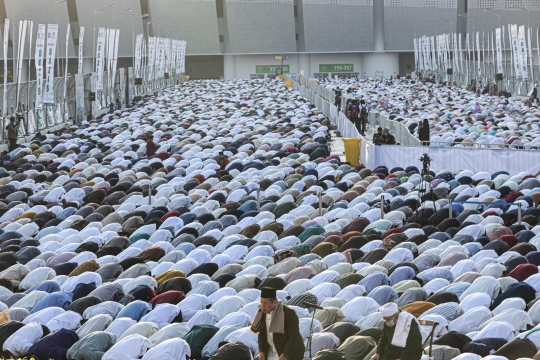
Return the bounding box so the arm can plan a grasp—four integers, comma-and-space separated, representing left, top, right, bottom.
329, 123, 376, 163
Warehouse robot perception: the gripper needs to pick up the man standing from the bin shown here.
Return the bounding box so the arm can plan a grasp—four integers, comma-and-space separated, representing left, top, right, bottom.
251, 287, 304, 360
6, 116, 21, 152
371, 303, 423, 360
348, 99, 360, 134
359, 99, 368, 136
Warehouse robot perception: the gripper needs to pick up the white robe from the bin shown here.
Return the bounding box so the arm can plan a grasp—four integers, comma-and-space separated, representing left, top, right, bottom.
103, 334, 153, 360
2, 322, 43, 357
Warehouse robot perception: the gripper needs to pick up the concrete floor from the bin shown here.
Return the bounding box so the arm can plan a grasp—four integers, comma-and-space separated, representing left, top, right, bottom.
329, 124, 376, 163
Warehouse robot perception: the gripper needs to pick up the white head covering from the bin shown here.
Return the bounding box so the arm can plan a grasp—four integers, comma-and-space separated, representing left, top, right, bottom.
379, 302, 398, 317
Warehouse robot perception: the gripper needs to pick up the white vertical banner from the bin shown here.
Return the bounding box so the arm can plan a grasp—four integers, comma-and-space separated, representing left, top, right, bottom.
107, 29, 115, 88
466, 33, 470, 77
62, 23, 70, 104
171, 40, 177, 74
436, 35, 440, 70
430, 36, 437, 72
518, 25, 528, 79
78, 26, 84, 74
157, 37, 165, 78
476, 32, 481, 76
458, 33, 463, 72
180, 41, 186, 73
111, 29, 120, 89
135, 34, 143, 78
422, 36, 431, 70
148, 37, 156, 80
527, 27, 534, 81
35, 24, 46, 108
413, 38, 418, 70
95, 27, 106, 91
442, 35, 449, 70
482, 31, 486, 76
537, 28, 540, 80
511, 24, 521, 77
491, 31, 495, 75
453, 33, 458, 71
16, 20, 28, 107
44, 24, 58, 106
495, 28, 503, 74
176, 39, 181, 70
2, 19, 9, 116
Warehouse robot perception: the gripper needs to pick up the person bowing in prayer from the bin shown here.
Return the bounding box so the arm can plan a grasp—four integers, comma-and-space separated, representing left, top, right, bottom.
371, 302, 423, 360
251, 287, 304, 360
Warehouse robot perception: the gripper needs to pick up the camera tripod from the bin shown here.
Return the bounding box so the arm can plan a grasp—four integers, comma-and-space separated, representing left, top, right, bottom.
418, 153, 437, 226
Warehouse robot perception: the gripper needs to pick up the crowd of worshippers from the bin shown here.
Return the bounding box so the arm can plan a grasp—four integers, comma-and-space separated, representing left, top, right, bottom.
1, 78, 540, 360
324, 76, 540, 148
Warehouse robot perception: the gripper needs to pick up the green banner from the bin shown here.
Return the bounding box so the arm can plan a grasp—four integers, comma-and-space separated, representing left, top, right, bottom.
319, 64, 354, 73
255, 65, 290, 74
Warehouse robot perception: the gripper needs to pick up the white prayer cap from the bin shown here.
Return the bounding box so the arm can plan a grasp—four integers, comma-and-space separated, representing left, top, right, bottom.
379, 303, 398, 317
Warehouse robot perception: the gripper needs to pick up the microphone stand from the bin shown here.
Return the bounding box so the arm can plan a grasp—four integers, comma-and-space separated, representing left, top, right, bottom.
307, 307, 317, 360
305, 306, 328, 359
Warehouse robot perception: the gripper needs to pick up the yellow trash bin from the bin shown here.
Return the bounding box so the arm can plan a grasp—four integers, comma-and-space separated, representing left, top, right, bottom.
343, 138, 361, 166
183, 76, 189, 82
285, 80, 293, 88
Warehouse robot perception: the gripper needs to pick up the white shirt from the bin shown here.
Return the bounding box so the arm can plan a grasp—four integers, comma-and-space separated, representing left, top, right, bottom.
266, 310, 279, 360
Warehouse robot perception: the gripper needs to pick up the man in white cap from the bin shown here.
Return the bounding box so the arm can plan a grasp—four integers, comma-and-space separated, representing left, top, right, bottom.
371, 302, 423, 360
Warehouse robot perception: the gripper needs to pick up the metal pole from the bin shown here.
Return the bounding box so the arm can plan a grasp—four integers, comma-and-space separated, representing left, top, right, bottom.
319, 193, 322, 216
148, 183, 152, 206
518, 202, 522, 225
449, 199, 452, 219
256, 188, 260, 212
380, 196, 384, 219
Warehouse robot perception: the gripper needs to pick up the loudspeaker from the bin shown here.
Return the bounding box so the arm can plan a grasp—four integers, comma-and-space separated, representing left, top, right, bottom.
164, 73, 170, 79
88, 92, 95, 101
495, 73, 503, 81
446, 68, 453, 75
134, 77, 143, 85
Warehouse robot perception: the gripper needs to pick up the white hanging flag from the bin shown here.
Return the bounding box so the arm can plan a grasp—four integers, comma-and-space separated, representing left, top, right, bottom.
510, 24, 521, 77
518, 25, 528, 79
452, 33, 458, 71
78, 26, 84, 74
135, 34, 143, 78
111, 29, 120, 88
2, 19, 9, 116
180, 41, 186, 73
16, 20, 28, 107
95, 27, 106, 91
148, 37, 156, 80
430, 36, 437, 71
35, 24, 46, 108
63, 23, 70, 104
44, 24, 58, 106
495, 28, 503, 74
157, 38, 165, 78
107, 29, 115, 88
422, 36, 431, 70
476, 32, 482, 76
458, 33, 463, 71
528, 27, 533, 81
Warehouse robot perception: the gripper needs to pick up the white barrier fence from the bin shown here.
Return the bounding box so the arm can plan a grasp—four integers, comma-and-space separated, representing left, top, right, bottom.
370, 145, 540, 176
